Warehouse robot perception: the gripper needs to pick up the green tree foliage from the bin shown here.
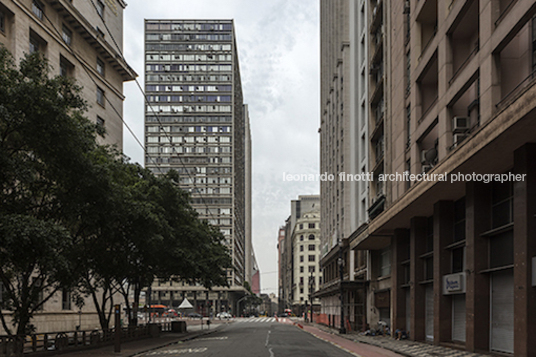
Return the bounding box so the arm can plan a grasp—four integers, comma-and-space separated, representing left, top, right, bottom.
0, 48, 96, 335
0, 47, 232, 334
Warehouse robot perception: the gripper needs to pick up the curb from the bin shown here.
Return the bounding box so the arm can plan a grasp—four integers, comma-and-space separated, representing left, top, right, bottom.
129, 326, 223, 357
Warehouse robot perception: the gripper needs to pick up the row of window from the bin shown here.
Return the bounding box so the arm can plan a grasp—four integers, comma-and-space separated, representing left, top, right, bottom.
146, 136, 232, 143
147, 95, 232, 103
146, 146, 231, 154
146, 33, 232, 42
299, 255, 317, 262
146, 116, 232, 123
146, 64, 232, 73
299, 234, 316, 241
147, 54, 232, 62
146, 22, 232, 32
146, 85, 232, 92
299, 244, 316, 252
146, 74, 231, 83
196, 208, 231, 215
146, 43, 232, 52
299, 266, 317, 273
147, 105, 232, 113
147, 126, 231, 133
298, 223, 316, 230
147, 156, 232, 164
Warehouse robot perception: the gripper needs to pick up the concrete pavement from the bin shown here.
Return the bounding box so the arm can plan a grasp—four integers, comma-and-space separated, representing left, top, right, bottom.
298, 320, 489, 357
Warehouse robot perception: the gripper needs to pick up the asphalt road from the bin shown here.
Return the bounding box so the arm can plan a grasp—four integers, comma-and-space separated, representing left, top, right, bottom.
135, 318, 356, 357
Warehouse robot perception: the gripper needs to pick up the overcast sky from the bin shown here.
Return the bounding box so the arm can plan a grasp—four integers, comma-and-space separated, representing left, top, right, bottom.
122, 0, 320, 295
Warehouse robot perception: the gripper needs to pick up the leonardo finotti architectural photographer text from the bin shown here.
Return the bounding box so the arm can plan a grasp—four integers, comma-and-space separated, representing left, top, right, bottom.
282, 172, 526, 184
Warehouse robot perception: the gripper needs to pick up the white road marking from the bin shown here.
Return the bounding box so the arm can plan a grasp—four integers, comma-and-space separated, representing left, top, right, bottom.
145, 347, 207, 355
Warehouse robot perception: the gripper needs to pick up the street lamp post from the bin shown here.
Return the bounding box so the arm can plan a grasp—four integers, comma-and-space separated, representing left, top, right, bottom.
308, 270, 314, 323
338, 239, 346, 334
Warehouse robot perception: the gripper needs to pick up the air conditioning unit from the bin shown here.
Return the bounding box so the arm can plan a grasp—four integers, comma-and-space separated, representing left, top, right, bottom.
420, 150, 427, 164
453, 116, 469, 133
453, 133, 469, 147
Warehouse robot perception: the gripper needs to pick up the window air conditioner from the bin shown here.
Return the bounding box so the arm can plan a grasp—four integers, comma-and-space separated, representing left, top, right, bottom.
452, 116, 469, 133
420, 150, 427, 164
453, 133, 469, 147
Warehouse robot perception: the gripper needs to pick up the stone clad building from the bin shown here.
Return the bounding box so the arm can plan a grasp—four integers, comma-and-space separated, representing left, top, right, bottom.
0, 0, 136, 332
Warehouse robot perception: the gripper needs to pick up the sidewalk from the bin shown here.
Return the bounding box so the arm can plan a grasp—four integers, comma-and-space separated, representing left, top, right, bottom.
61, 323, 224, 357
299, 320, 489, 357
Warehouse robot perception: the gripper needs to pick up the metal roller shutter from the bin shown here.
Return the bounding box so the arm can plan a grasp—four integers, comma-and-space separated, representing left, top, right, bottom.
490, 270, 514, 353
425, 285, 434, 341
451, 294, 466, 342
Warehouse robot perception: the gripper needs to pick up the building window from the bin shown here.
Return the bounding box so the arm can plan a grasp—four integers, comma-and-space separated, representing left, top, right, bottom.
0, 10, 5, 34
453, 197, 466, 242
32, 0, 44, 20
300, 288, 304, 294
308, 266, 315, 273
308, 223, 315, 229
489, 230, 513, 269
299, 224, 303, 230
308, 234, 315, 240
300, 256, 304, 263
62, 25, 72, 45
491, 180, 513, 229
452, 246, 465, 273
96, 26, 105, 38
300, 235, 304, 241
379, 247, 391, 277
62, 290, 71, 310
300, 266, 304, 273
299, 245, 304, 252
60, 56, 73, 77
97, 87, 105, 106
97, 58, 105, 76
308, 245, 315, 251
424, 257, 434, 280
29, 35, 40, 54
406, 104, 411, 148
97, 116, 105, 127
96, 0, 104, 18
308, 255, 315, 262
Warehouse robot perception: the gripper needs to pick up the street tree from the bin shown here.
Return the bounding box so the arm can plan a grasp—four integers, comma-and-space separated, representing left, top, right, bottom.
0, 47, 98, 335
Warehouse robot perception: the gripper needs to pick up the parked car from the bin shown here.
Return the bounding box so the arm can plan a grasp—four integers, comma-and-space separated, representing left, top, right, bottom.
187, 312, 203, 319
216, 312, 232, 319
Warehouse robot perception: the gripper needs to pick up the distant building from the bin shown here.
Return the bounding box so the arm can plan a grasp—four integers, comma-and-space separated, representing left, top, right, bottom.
0, 0, 135, 333
143, 19, 251, 315
290, 209, 321, 316
317, 0, 369, 333
278, 195, 320, 315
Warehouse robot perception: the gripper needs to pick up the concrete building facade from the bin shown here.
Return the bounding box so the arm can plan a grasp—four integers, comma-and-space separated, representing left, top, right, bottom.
317, 0, 370, 333
291, 209, 322, 316
349, 0, 536, 356
0, 0, 135, 333
143, 19, 250, 316
278, 195, 320, 314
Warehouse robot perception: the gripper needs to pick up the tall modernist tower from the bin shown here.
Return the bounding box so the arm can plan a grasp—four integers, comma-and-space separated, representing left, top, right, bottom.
144, 19, 249, 314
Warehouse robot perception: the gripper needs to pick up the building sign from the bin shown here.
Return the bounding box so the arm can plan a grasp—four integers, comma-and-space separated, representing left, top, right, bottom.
443, 273, 466, 295
374, 290, 390, 308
